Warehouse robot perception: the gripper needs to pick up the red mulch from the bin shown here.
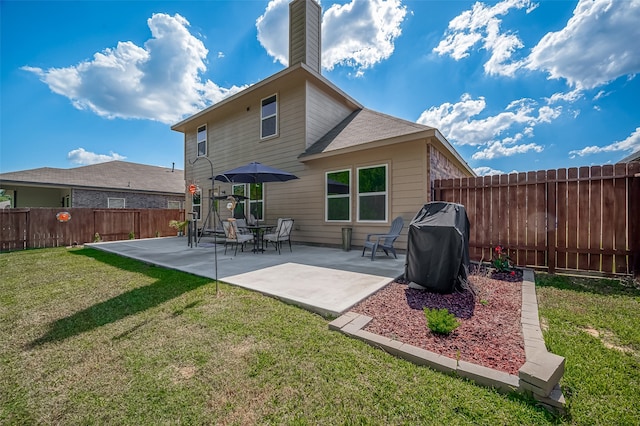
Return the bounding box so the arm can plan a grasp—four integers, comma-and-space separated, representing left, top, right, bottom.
350, 270, 525, 375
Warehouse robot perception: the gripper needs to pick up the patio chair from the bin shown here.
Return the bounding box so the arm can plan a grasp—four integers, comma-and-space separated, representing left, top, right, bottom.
362, 216, 404, 261
223, 220, 254, 255
235, 218, 251, 234
263, 218, 294, 254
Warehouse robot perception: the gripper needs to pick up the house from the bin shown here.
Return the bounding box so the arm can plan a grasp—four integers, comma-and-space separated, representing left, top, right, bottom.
0, 161, 185, 209
171, 0, 473, 248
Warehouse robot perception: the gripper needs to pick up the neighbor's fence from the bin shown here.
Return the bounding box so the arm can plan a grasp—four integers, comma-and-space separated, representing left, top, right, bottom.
0, 208, 185, 252
434, 162, 640, 277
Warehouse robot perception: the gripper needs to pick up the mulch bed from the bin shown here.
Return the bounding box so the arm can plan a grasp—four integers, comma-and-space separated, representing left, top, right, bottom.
350, 268, 525, 375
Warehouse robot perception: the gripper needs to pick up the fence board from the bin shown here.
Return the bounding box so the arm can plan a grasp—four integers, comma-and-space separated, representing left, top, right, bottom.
601, 165, 615, 272
577, 167, 590, 270
547, 169, 557, 273
614, 163, 628, 274
535, 170, 546, 268
556, 169, 567, 269
508, 173, 518, 265
566, 168, 579, 269
589, 166, 602, 271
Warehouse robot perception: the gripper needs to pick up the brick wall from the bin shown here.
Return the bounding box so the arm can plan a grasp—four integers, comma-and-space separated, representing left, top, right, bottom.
430, 145, 467, 183
72, 189, 184, 209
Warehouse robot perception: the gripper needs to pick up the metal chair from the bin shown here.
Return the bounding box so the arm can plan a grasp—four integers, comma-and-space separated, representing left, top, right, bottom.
263, 218, 294, 254
362, 216, 404, 261
223, 220, 254, 255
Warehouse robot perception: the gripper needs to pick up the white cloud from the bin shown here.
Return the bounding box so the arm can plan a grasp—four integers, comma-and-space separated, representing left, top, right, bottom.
417, 93, 559, 150
473, 166, 505, 176
23, 13, 247, 124
545, 89, 583, 105
67, 148, 126, 165
433, 0, 537, 76
256, 0, 407, 75
569, 127, 640, 157
526, 0, 640, 89
256, 0, 290, 66
322, 0, 407, 74
472, 140, 543, 160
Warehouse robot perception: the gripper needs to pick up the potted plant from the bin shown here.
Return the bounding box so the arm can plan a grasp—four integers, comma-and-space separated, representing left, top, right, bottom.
169, 220, 189, 236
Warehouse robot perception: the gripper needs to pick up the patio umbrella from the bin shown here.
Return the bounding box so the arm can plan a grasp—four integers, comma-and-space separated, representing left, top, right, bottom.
213, 161, 299, 184
213, 162, 298, 222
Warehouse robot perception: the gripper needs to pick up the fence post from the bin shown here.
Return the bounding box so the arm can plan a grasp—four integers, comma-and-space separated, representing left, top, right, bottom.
629, 163, 640, 278
546, 170, 556, 274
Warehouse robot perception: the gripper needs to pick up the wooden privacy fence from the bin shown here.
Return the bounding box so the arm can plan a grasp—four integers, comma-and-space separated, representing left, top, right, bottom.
434, 162, 640, 277
0, 208, 185, 252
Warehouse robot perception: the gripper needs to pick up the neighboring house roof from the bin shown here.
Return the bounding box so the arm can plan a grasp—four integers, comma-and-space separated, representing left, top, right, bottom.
0, 161, 185, 194
620, 149, 640, 162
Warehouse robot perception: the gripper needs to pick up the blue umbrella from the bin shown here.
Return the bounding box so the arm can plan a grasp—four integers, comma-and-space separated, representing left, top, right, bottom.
214, 161, 299, 184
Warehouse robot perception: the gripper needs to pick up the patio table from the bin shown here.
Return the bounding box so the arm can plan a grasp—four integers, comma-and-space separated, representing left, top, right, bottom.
245, 224, 274, 253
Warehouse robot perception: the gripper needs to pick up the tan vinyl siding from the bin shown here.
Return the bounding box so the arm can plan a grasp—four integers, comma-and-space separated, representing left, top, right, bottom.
305, 81, 355, 148
292, 140, 430, 248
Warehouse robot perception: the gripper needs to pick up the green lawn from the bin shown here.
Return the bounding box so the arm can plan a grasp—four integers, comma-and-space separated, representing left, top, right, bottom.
1, 247, 638, 424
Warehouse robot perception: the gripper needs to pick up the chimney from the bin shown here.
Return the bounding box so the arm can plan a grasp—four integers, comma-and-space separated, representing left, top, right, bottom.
289, 0, 322, 74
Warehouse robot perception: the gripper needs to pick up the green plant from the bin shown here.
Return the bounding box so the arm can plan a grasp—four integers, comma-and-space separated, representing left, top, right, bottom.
93, 232, 101, 242
492, 245, 513, 272
169, 220, 188, 232
128, 231, 135, 240
423, 307, 460, 335
155, 230, 160, 238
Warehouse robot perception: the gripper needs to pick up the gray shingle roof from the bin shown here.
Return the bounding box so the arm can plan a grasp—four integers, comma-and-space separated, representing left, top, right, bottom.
300, 108, 434, 158
0, 161, 185, 194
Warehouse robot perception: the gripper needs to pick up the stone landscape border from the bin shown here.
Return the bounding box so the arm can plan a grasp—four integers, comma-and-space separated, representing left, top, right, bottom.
329, 269, 566, 413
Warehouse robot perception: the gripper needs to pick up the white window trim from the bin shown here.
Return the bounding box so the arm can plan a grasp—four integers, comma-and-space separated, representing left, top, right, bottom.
260, 93, 278, 140
356, 164, 388, 223
197, 124, 207, 157
325, 169, 351, 222
192, 189, 202, 221
108, 197, 126, 209
248, 183, 264, 222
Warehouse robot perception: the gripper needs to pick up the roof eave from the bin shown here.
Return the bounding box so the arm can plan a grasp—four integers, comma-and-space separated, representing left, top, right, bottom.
170, 63, 363, 133
299, 129, 436, 162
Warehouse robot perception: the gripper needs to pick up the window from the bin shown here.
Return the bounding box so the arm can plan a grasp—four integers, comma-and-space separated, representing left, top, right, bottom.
357, 164, 387, 222
108, 197, 125, 208
192, 191, 201, 220
261, 94, 277, 139
326, 170, 351, 221
232, 184, 246, 218
232, 183, 264, 221
197, 125, 207, 157
168, 200, 181, 209
248, 183, 263, 222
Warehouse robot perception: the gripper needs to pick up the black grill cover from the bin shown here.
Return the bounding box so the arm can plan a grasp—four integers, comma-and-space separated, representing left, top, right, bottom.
405, 202, 470, 293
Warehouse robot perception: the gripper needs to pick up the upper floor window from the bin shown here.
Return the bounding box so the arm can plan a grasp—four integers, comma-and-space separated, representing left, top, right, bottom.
357, 164, 387, 222
326, 170, 351, 222
168, 200, 181, 210
261, 94, 277, 139
197, 125, 207, 157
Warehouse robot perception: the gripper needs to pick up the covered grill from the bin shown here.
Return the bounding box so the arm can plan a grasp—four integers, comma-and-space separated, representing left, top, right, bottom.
405, 202, 470, 293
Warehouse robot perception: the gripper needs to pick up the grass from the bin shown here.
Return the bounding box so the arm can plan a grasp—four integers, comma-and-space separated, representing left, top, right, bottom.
0, 248, 637, 424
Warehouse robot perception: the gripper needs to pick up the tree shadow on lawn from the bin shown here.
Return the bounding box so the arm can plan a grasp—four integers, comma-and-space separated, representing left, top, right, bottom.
27, 248, 211, 348
535, 273, 640, 298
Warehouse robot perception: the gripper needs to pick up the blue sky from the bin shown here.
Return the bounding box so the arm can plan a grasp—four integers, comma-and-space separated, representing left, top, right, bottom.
1, 0, 639, 176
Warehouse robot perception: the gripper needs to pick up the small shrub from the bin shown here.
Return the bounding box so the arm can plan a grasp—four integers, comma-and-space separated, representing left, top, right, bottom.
93, 233, 101, 243
128, 231, 135, 240
424, 307, 460, 335
492, 245, 513, 272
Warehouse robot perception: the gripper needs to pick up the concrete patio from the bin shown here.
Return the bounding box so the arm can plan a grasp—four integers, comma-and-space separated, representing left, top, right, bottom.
88, 236, 406, 317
